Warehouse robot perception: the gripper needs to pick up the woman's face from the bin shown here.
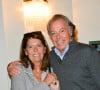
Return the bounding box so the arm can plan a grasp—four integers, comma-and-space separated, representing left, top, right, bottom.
25, 38, 46, 64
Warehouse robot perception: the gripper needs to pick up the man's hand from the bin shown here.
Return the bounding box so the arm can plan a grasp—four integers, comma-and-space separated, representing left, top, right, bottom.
7, 61, 22, 77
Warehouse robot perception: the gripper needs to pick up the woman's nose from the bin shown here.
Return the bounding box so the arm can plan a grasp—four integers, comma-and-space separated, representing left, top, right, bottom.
33, 47, 38, 52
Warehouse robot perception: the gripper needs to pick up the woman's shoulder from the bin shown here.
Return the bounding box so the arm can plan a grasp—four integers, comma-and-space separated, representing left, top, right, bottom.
15, 64, 28, 76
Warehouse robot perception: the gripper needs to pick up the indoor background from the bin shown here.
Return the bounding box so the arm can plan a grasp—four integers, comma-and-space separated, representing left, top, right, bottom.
0, 0, 100, 89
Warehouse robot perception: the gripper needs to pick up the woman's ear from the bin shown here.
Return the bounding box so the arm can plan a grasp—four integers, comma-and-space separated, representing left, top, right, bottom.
24, 49, 28, 55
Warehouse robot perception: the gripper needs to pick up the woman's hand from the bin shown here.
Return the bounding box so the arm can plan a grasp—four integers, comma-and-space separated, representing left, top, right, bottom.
50, 79, 60, 90
43, 73, 57, 85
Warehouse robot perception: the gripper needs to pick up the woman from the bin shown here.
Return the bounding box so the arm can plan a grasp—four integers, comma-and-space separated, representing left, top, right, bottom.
11, 31, 59, 90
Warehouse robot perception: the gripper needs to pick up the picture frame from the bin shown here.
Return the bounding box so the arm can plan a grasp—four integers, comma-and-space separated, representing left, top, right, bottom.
89, 40, 100, 53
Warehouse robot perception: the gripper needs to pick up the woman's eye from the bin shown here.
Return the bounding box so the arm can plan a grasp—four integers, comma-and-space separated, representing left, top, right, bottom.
29, 46, 32, 48
37, 44, 42, 47
26, 46, 33, 49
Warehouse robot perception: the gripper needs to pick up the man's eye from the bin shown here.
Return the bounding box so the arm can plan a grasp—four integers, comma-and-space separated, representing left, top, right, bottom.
61, 29, 65, 33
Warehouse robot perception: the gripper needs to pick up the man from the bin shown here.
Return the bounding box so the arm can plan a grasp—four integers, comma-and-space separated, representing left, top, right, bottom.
8, 14, 100, 90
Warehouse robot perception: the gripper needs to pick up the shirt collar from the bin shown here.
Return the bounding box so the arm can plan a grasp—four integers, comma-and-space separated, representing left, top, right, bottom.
54, 45, 69, 60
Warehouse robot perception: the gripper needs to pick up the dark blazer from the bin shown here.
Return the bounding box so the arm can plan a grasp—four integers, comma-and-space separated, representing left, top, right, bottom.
50, 40, 100, 90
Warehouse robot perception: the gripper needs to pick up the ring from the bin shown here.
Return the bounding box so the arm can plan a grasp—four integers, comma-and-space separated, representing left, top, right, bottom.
54, 82, 57, 85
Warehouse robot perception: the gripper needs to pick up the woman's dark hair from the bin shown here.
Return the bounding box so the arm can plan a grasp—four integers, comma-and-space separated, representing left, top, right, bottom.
20, 31, 50, 71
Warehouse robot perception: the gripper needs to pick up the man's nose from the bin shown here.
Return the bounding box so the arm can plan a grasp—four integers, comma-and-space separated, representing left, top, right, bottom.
56, 32, 60, 39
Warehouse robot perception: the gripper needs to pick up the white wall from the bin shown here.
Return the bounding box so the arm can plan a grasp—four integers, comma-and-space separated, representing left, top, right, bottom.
48, 0, 73, 20
72, 0, 100, 43
0, 0, 100, 90
0, 0, 8, 89
1, 0, 25, 90
3, 0, 25, 61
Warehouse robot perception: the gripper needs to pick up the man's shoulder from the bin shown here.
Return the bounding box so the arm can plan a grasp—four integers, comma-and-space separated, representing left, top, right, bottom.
74, 41, 100, 55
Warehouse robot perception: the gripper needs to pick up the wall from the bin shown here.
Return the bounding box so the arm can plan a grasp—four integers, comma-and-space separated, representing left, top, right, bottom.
48, 0, 73, 19
3, 0, 25, 61
72, 0, 100, 43
0, 0, 8, 89
1, 0, 25, 89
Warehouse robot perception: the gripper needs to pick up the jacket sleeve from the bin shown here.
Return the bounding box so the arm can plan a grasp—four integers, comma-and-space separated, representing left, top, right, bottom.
11, 65, 27, 90
88, 49, 100, 88
29, 82, 52, 90
11, 65, 53, 90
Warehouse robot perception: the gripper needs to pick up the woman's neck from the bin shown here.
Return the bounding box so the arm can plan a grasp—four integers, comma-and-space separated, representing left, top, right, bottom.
33, 62, 43, 82
34, 62, 42, 71
33, 66, 43, 82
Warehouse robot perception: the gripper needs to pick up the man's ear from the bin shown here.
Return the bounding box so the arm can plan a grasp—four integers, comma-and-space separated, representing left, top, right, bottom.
44, 47, 46, 54
69, 29, 73, 37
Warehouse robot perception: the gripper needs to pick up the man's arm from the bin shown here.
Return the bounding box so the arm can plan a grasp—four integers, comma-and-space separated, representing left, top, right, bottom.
7, 61, 22, 77
88, 49, 100, 88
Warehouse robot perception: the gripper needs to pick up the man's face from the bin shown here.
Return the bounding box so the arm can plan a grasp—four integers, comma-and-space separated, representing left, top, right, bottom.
49, 19, 72, 53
